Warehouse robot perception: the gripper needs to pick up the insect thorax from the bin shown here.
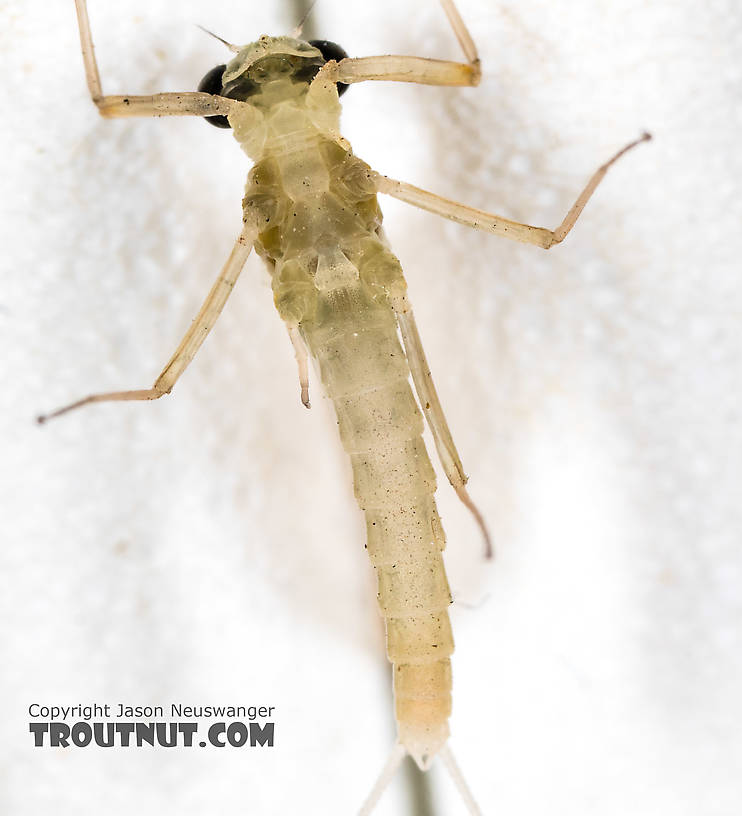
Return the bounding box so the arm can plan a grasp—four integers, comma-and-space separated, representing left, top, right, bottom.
235, 74, 407, 326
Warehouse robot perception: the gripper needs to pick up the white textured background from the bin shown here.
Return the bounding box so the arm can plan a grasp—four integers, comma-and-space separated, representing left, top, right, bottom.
2, 1, 741, 814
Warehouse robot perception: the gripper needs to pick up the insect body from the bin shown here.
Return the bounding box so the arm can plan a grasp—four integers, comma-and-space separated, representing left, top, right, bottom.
235, 44, 456, 771
46, 1, 651, 812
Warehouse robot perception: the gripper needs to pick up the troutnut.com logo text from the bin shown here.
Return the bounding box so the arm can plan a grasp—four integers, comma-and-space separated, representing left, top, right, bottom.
28, 703, 275, 749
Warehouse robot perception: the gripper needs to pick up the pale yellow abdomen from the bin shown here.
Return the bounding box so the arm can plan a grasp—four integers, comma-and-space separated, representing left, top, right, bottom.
302, 283, 454, 769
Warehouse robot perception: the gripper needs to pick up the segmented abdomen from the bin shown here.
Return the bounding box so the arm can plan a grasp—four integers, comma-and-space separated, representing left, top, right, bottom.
301, 283, 454, 770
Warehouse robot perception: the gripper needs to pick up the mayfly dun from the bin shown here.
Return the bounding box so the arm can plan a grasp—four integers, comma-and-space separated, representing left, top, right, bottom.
40, 0, 650, 811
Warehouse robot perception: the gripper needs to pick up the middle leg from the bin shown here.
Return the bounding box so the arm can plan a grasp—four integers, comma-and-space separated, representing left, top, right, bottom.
373, 133, 652, 249
38, 225, 255, 423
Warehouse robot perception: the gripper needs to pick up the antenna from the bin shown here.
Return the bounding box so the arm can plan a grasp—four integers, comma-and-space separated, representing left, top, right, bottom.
196, 24, 241, 53
290, 0, 319, 38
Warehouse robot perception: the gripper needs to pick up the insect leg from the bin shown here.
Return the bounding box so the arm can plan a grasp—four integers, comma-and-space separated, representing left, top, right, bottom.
74, 0, 236, 119
287, 325, 311, 409
438, 0, 479, 67
396, 306, 492, 558
319, 0, 480, 88
333, 56, 478, 87
373, 133, 652, 249
38, 226, 254, 423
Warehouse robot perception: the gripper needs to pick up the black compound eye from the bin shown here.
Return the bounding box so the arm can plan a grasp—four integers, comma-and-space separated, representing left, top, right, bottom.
197, 64, 231, 129
308, 39, 350, 96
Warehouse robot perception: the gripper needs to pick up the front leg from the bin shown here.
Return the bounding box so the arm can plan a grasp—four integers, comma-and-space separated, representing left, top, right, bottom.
74, 0, 236, 119
322, 0, 481, 88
